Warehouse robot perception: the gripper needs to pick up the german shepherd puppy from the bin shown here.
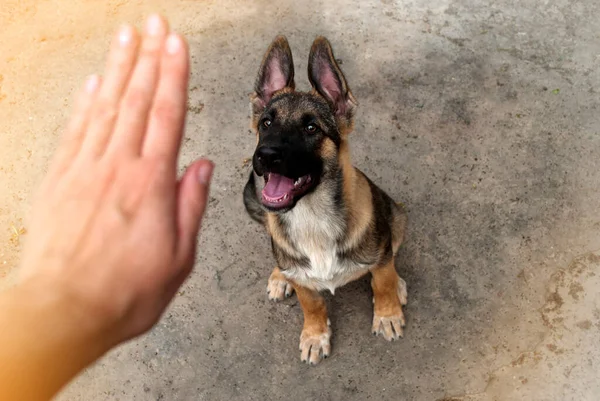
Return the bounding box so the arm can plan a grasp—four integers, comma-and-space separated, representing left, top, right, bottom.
243, 36, 408, 365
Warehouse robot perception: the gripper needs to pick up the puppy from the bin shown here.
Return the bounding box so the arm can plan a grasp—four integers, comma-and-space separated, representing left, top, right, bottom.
243, 36, 407, 365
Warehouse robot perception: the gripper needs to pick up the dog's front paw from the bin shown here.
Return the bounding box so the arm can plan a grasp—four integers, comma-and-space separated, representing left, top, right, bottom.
299, 321, 331, 365
372, 310, 405, 341
267, 272, 293, 301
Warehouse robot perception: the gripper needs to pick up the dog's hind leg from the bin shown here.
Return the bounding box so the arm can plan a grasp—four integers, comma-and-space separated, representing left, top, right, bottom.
370, 258, 407, 341
391, 202, 407, 256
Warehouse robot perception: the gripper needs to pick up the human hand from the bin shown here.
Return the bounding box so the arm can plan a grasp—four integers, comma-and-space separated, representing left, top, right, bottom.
18, 15, 213, 346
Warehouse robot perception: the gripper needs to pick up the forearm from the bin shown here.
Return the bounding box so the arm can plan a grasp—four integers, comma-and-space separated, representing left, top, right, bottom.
0, 15, 210, 400
0, 279, 115, 400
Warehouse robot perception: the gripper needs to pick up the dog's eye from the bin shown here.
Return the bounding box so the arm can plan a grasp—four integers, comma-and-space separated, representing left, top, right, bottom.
263, 119, 272, 128
305, 124, 317, 133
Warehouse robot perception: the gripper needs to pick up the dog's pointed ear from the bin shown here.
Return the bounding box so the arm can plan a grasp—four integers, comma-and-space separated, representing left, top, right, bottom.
308, 36, 357, 125
251, 36, 295, 114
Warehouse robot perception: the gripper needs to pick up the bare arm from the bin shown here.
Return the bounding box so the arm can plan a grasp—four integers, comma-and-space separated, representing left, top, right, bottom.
0, 280, 117, 400
0, 15, 213, 400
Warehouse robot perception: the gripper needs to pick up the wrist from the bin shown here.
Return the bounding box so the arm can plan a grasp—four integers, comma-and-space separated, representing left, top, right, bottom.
0, 277, 117, 400
20, 274, 122, 351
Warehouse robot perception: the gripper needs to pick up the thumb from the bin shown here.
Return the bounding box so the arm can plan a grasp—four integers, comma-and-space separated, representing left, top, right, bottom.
175, 159, 214, 269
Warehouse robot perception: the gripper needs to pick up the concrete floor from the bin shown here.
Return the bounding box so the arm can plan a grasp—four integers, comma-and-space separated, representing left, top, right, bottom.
1, 0, 600, 400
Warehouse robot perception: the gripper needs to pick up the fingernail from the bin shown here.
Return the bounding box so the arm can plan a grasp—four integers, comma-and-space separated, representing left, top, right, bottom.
118, 25, 133, 46
166, 33, 182, 55
198, 162, 214, 185
146, 14, 162, 36
85, 75, 99, 93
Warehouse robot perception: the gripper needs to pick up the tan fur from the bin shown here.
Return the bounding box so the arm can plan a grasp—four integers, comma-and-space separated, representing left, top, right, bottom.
370, 258, 407, 341
338, 139, 374, 252
336, 107, 356, 137
293, 283, 331, 365
267, 266, 294, 301
269, 266, 287, 281
320, 137, 337, 160
391, 203, 407, 256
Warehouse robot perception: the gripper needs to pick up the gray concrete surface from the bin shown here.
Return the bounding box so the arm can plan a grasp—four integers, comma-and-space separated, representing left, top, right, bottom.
1, 0, 600, 400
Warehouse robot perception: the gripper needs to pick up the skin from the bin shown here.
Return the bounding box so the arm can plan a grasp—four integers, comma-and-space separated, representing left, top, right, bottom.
0, 15, 213, 400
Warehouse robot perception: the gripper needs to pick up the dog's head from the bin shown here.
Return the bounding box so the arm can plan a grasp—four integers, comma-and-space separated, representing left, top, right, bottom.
250, 36, 357, 212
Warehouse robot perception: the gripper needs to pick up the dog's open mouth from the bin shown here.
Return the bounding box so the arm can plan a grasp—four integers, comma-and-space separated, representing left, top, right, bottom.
261, 172, 314, 209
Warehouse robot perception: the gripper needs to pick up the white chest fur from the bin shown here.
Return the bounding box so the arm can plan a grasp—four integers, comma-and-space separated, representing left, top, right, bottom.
280, 190, 369, 294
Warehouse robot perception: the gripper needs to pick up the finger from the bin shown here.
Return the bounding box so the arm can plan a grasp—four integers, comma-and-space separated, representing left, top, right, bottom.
175, 159, 214, 269
107, 15, 169, 157
142, 33, 189, 164
48, 75, 101, 177
78, 24, 139, 159
161, 259, 193, 311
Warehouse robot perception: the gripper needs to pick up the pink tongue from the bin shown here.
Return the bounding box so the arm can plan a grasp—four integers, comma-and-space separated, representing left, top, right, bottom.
263, 173, 294, 198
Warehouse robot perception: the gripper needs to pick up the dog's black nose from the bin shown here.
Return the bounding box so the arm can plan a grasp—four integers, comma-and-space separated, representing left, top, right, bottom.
256, 146, 283, 167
